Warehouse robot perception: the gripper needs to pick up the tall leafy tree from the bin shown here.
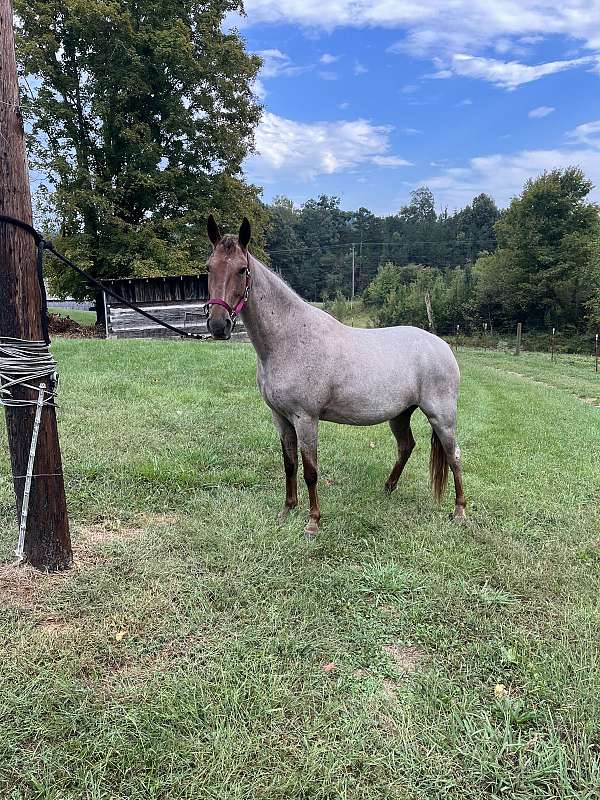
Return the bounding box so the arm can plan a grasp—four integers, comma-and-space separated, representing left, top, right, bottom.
475, 168, 600, 328
16, 0, 266, 321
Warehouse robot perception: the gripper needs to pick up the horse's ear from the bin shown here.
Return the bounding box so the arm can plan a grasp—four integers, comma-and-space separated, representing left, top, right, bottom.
207, 214, 221, 247
239, 217, 251, 250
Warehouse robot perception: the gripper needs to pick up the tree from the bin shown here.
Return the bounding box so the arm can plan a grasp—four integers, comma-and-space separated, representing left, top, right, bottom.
447, 193, 500, 264
16, 0, 266, 322
266, 196, 304, 290
476, 168, 600, 328
295, 196, 350, 299
364, 262, 475, 331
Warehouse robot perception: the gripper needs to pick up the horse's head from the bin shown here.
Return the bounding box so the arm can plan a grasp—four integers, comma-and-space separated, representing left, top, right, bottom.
205, 215, 252, 340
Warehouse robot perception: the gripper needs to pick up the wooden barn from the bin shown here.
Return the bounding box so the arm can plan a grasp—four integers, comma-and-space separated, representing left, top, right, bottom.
102, 275, 246, 340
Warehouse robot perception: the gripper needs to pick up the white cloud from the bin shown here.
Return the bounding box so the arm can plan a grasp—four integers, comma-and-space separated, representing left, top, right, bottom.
234, 2, 600, 55
253, 78, 267, 100
354, 61, 368, 75
246, 111, 411, 182
529, 105, 555, 118
256, 48, 309, 78
423, 144, 600, 209
445, 53, 596, 89
320, 53, 339, 64
318, 70, 338, 81
372, 155, 413, 166
400, 127, 421, 135
568, 119, 600, 147
426, 69, 453, 79
338, 101, 350, 109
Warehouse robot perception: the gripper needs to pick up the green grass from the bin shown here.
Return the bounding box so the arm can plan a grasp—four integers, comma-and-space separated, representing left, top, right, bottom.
1, 340, 600, 799
48, 307, 96, 326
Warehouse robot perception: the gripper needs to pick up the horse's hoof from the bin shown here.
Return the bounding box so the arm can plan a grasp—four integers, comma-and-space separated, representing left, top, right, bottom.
304, 520, 319, 539
451, 508, 467, 523
384, 481, 396, 493
277, 505, 297, 525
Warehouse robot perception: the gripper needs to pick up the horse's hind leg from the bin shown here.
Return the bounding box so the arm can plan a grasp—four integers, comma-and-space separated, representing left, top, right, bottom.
424, 403, 466, 520
271, 410, 298, 523
385, 405, 417, 493
294, 416, 321, 538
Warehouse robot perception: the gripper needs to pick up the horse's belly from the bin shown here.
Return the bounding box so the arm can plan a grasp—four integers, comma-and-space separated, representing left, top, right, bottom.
320, 372, 417, 425
320, 398, 411, 426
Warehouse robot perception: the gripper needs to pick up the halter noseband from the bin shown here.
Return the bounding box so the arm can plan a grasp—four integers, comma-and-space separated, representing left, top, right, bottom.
205, 252, 251, 333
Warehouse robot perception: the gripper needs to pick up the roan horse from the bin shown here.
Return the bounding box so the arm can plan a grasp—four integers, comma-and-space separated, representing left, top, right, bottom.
205, 215, 466, 536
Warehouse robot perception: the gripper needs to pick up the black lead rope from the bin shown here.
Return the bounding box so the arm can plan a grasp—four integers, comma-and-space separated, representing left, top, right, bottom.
0, 215, 209, 343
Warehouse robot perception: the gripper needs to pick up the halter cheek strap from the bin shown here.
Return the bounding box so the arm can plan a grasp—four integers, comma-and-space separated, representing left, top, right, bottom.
205, 254, 251, 326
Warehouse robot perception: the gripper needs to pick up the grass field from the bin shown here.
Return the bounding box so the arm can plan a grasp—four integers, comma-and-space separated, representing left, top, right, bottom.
1, 340, 600, 799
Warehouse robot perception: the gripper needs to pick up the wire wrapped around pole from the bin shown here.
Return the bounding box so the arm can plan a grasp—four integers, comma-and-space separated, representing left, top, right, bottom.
0, 337, 58, 407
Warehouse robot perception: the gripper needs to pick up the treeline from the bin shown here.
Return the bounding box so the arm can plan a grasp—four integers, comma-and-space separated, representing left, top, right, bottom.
267, 168, 600, 334
265, 189, 499, 300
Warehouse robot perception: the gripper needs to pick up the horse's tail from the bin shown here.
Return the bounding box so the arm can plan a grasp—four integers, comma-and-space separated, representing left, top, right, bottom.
429, 431, 449, 503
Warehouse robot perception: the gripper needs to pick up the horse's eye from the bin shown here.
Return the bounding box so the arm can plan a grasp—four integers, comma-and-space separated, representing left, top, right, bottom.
238, 267, 246, 275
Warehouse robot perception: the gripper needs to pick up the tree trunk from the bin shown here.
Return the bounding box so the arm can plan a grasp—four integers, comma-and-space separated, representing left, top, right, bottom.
0, 0, 72, 570
94, 289, 106, 329
424, 292, 436, 333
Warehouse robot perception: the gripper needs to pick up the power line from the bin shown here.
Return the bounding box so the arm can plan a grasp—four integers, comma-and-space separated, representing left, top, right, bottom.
267, 240, 469, 255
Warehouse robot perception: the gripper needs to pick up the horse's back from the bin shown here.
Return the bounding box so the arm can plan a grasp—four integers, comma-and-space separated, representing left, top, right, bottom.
341, 324, 458, 379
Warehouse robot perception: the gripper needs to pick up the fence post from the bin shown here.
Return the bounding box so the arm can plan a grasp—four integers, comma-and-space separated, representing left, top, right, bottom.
551, 327, 555, 362
515, 322, 522, 356
595, 333, 598, 373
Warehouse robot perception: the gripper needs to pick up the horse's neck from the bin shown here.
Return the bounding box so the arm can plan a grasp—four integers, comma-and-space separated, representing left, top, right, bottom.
241, 256, 306, 361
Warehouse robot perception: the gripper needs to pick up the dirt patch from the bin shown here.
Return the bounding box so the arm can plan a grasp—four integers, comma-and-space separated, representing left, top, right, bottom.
76, 520, 146, 548
383, 643, 426, 674
76, 514, 178, 548
0, 562, 72, 612
48, 313, 101, 339
37, 617, 76, 636
1, 514, 179, 611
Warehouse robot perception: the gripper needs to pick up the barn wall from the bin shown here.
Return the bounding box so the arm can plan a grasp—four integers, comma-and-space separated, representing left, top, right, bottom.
104, 275, 246, 340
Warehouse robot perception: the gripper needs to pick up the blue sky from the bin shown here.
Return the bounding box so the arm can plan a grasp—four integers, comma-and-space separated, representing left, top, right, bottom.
230, 1, 600, 214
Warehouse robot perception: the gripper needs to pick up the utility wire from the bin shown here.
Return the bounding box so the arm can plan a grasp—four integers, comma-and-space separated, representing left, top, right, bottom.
267, 240, 473, 255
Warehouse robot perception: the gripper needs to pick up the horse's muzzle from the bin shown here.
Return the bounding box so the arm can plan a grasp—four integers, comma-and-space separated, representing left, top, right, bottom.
207, 315, 232, 340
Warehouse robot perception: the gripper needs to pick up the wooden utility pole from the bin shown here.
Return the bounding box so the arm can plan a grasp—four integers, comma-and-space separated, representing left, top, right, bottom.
0, 0, 71, 570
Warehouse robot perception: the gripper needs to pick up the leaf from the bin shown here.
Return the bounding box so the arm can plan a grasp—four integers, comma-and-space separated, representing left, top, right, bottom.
115, 630, 127, 642
322, 662, 336, 674
500, 645, 519, 665
494, 683, 508, 699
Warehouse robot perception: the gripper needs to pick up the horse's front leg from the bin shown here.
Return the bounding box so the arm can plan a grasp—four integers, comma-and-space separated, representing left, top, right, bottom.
295, 416, 321, 538
272, 410, 298, 523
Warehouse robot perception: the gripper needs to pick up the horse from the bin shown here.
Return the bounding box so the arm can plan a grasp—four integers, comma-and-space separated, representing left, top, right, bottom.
205, 215, 466, 537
